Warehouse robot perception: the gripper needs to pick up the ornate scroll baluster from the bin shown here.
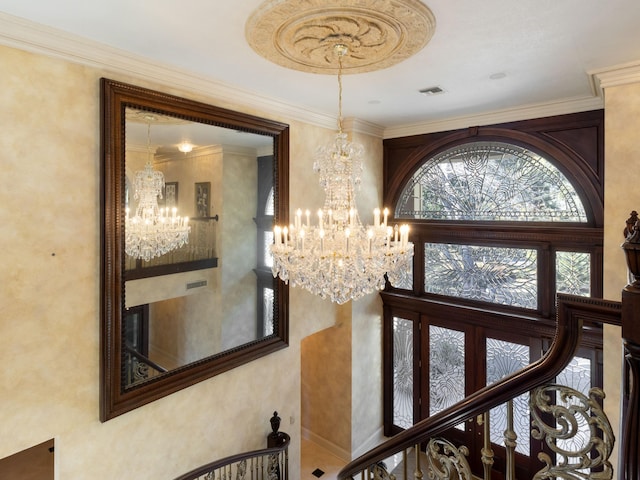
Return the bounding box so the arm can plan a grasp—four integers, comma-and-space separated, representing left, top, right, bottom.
266, 453, 279, 480
368, 461, 394, 479
530, 384, 614, 479
234, 459, 247, 479
424, 438, 472, 479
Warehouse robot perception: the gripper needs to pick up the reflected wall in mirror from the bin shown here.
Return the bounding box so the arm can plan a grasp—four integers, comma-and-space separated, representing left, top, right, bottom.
101, 78, 289, 421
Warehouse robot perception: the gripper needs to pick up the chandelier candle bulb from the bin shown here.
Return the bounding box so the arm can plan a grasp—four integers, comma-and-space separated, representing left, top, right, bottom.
383, 208, 389, 228
374, 208, 381, 227
306, 209, 311, 228
400, 224, 410, 248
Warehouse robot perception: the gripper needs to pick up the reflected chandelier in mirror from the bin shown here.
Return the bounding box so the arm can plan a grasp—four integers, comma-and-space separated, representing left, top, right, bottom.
100, 78, 290, 421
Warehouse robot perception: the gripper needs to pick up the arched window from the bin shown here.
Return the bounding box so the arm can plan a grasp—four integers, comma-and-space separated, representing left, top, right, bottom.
256, 160, 275, 336
393, 141, 592, 304
396, 141, 587, 222
381, 112, 605, 478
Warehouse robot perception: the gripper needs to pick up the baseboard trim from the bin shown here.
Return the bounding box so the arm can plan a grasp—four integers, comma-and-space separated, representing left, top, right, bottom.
302, 427, 351, 463
302, 425, 387, 463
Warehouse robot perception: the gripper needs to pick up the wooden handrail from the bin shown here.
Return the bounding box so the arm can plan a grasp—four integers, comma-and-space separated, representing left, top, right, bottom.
174, 433, 290, 480
338, 294, 621, 479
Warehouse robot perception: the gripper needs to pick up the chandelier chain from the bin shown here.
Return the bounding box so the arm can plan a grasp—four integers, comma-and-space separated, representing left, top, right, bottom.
337, 50, 344, 134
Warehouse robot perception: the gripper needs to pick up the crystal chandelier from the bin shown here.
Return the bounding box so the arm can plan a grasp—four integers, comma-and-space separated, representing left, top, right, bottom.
125, 121, 190, 262
270, 44, 414, 304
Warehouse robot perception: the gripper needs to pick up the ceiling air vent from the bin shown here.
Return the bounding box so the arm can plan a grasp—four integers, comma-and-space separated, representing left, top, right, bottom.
419, 86, 445, 96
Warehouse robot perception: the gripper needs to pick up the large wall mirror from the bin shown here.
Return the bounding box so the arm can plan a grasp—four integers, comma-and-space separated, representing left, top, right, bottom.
100, 78, 289, 421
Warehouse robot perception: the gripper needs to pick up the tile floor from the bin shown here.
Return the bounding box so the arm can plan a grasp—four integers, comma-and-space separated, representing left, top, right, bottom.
300, 437, 347, 480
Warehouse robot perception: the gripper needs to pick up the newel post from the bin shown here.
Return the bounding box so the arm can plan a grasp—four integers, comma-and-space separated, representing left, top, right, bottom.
268, 411, 287, 448
620, 211, 640, 478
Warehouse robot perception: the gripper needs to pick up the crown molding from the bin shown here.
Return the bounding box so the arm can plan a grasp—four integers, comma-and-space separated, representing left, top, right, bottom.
383, 94, 604, 139
0, 12, 618, 141
0, 12, 338, 131
589, 60, 640, 96
343, 117, 385, 138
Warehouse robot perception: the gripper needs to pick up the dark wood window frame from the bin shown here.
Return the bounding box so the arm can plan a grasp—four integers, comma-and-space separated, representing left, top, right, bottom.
381, 110, 605, 478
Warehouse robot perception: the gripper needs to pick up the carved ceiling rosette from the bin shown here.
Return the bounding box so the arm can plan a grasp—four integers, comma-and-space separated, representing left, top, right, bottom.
246, 0, 436, 74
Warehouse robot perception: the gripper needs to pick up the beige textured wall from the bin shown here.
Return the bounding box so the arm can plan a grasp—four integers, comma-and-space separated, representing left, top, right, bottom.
221, 149, 258, 350
602, 80, 640, 469
298, 126, 386, 460
301, 307, 353, 459
0, 44, 343, 479
350, 130, 386, 455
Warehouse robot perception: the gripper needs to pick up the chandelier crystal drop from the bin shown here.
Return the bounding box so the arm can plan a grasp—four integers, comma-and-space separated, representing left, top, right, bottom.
125, 122, 190, 262
270, 44, 414, 304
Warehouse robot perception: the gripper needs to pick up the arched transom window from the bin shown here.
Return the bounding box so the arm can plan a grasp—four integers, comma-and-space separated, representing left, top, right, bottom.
395, 141, 587, 223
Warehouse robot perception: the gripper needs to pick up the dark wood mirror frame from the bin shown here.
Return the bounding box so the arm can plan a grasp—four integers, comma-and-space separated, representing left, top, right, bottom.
100, 78, 289, 421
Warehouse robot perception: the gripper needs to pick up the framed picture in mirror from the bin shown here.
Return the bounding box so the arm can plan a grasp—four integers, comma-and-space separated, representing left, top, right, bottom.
195, 181, 210, 218
165, 181, 178, 209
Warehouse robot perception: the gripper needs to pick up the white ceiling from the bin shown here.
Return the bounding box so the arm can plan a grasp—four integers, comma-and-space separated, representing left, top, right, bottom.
1, 0, 640, 136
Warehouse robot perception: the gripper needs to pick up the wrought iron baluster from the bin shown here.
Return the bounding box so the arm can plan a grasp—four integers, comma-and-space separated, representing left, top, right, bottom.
413, 443, 423, 479
479, 411, 493, 479
504, 400, 517, 480
401, 447, 408, 479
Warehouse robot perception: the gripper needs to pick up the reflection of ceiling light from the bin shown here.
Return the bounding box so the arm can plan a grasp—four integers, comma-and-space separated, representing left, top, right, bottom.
126, 123, 190, 261
269, 45, 414, 304
178, 141, 194, 153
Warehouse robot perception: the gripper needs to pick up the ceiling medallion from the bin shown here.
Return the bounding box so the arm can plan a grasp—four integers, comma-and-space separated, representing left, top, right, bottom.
246, 0, 436, 74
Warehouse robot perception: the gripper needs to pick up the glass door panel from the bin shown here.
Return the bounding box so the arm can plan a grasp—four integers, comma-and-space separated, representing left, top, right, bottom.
392, 316, 415, 430
486, 337, 530, 454
429, 325, 465, 429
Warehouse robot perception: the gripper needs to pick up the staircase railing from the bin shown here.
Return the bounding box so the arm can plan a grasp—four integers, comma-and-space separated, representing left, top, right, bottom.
338, 294, 621, 479
174, 413, 289, 480
123, 344, 168, 386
